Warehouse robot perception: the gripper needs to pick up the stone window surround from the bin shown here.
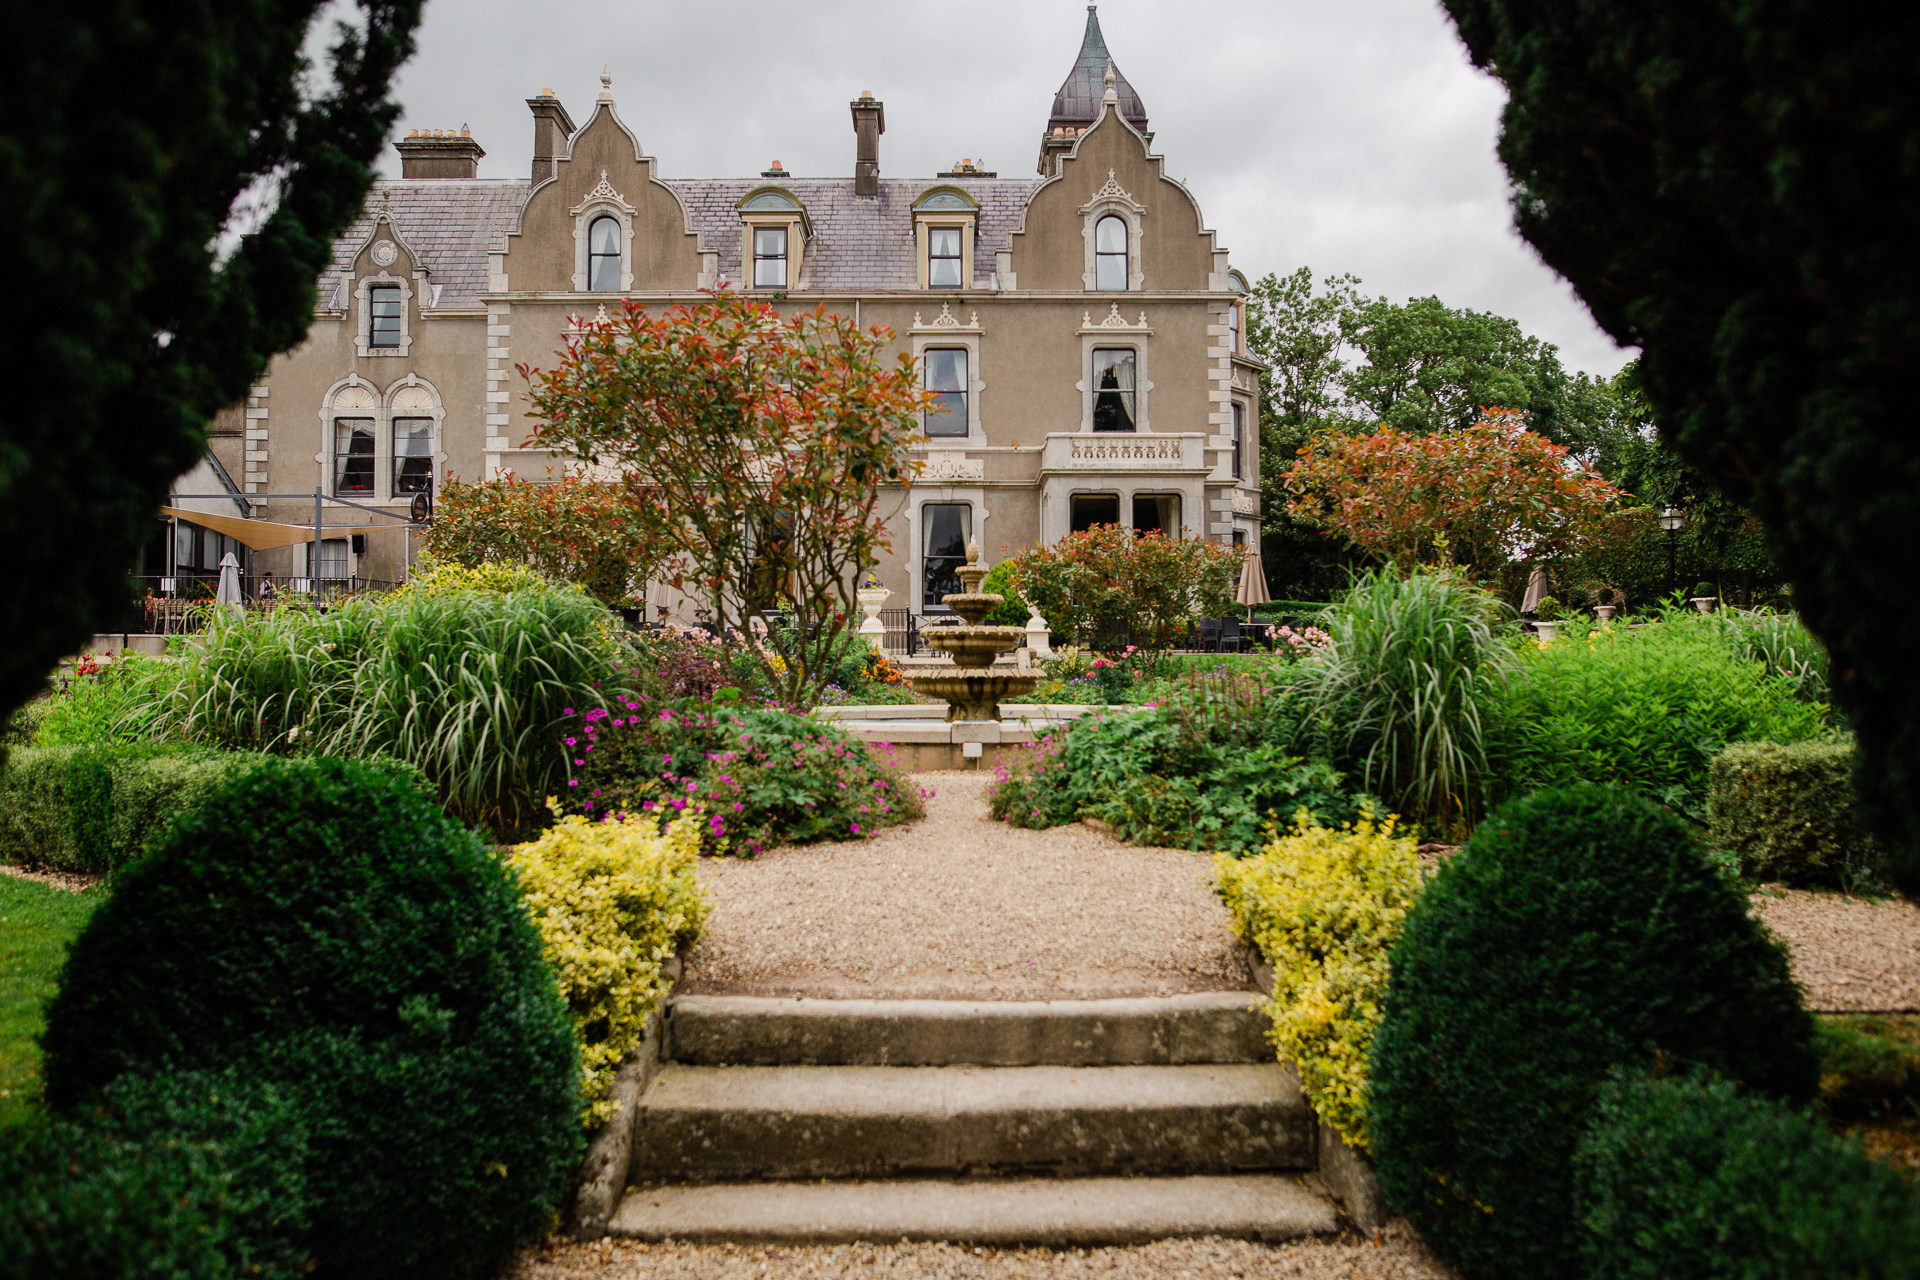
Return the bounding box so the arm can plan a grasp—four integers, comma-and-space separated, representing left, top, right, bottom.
315, 373, 447, 501
906, 488, 990, 614
909, 307, 986, 446
741, 214, 804, 290
354, 269, 414, 358
1076, 309, 1155, 434
1040, 476, 1205, 548
1079, 172, 1146, 292
571, 172, 637, 293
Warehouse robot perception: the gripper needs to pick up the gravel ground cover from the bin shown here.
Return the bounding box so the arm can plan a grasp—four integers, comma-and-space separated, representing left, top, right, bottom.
681, 772, 1252, 1001
503, 1227, 1458, 1280
0, 863, 101, 894
1750, 888, 1920, 1011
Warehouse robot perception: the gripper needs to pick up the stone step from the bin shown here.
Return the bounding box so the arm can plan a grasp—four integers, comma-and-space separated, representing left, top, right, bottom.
667, 993, 1269, 1068
629, 1062, 1313, 1182
611, 1174, 1339, 1246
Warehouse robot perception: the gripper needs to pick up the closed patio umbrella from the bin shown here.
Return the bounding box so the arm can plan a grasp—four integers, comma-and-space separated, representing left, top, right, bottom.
1521, 563, 1548, 615
1235, 549, 1272, 623
215, 551, 243, 609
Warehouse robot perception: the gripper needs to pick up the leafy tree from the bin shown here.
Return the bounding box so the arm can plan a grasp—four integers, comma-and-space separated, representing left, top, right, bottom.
522, 292, 926, 711
1010, 524, 1241, 652
1285, 407, 1620, 574
1438, 0, 1920, 886
424, 472, 661, 606
0, 2, 423, 723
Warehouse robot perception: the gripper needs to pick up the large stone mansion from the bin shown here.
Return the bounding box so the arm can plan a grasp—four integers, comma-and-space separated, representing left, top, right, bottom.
210, 7, 1265, 613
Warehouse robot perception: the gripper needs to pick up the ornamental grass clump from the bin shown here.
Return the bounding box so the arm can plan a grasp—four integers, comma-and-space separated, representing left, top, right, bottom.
1368, 782, 1816, 1280
1213, 811, 1421, 1152
1303, 568, 1511, 835
511, 808, 708, 1125
561, 698, 921, 854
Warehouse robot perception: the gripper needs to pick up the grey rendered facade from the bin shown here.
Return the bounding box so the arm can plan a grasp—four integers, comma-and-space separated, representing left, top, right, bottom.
239, 10, 1265, 613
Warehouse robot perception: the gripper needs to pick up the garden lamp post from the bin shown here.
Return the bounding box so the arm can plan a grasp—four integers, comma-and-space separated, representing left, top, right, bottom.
1658, 504, 1684, 599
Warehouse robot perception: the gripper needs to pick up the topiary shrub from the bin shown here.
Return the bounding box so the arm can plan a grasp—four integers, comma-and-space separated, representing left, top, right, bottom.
1708, 739, 1871, 886
0, 1067, 309, 1279
1576, 1069, 1920, 1280
510, 808, 709, 1125
38, 758, 582, 1280
1369, 782, 1816, 1280
1213, 811, 1423, 1152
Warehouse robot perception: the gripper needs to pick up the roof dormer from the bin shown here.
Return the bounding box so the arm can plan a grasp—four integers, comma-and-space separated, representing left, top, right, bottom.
912, 186, 980, 291
737, 187, 810, 290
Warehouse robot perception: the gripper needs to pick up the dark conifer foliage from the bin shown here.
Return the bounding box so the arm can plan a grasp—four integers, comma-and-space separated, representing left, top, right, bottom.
1437, 0, 1920, 889
0, 1, 421, 718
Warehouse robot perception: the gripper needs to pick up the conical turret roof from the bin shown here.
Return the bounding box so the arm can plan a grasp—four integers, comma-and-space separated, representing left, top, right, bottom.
1048, 6, 1148, 135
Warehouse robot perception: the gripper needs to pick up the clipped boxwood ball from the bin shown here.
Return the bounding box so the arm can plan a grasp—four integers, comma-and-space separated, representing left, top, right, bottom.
1368, 782, 1816, 1280
40, 758, 582, 1280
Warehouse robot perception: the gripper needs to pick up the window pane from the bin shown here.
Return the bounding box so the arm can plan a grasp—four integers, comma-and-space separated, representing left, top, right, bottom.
334, 418, 374, 493
926, 391, 967, 436
928, 255, 963, 289
1070, 494, 1121, 532
922, 503, 971, 608
590, 216, 621, 255
589, 251, 620, 292
1096, 252, 1128, 292
928, 226, 962, 288
1092, 348, 1136, 433
1133, 494, 1178, 536
929, 227, 961, 257
1096, 216, 1127, 254
753, 225, 788, 288
1231, 403, 1244, 480
924, 348, 966, 392
393, 418, 434, 495
369, 286, 402, 347
754, 226, 787, 257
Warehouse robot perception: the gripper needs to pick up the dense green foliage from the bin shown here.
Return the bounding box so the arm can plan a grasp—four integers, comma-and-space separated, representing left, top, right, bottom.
988, 672, 1378, 853
14, 654, 180, 748
1439, 0, 1920, 893
40, 759, 580, 1280
1709, 740, 1870, 887
160, 575, 620, 831
1301, 569, 1510, 833
0, 877, 101, 1130
1501, 613, 1827, 820
1575, 1071, 1920, 1280
1214, 813, 1422, 1151
1370, 784, 1816, 1280
1011, 524, 1240, 652
562, 698, 922, 855
0, 745, 267, 873
0, 1068, 309, 1279
0, 1, 422, 724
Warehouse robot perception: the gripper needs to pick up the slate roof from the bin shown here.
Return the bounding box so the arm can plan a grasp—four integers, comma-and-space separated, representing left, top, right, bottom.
1049, 8, 1148, 135
664, 177, 1040, 291
323, 179, 529, 309
321, 173, 1044, 300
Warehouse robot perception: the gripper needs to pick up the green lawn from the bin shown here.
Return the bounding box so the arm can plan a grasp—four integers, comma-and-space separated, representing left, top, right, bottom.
0, 875, 101, 1128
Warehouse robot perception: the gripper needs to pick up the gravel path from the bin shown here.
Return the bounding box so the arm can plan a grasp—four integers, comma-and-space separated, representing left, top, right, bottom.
504, 1227, 1458, 1280
1751, 888, 1920, 1011
682, 772, 1252, 1001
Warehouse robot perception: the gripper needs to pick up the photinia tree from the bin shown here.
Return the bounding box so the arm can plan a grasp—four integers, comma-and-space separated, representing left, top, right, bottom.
1011, 524, 1242, 653
520, 291, 927, 710
423, 471, 661, 606
1284, 407, 1621, 574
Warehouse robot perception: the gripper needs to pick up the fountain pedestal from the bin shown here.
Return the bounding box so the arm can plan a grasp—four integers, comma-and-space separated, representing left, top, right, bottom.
905, 545, 1044, 722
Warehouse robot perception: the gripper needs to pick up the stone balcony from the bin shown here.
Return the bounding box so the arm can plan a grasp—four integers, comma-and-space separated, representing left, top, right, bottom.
1039, 432, 1210, 475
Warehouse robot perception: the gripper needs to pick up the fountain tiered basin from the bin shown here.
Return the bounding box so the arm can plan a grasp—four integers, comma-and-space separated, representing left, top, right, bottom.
905, 546, 1044, 722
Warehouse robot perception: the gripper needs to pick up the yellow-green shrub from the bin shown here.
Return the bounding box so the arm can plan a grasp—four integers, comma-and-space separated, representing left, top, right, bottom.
510, 807, 708, 1125
1213, 810, 1422, 1153
395, 560, 554, 598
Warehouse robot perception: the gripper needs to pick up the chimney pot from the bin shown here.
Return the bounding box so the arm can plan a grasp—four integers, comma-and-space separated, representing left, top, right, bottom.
394, 128, 486, 178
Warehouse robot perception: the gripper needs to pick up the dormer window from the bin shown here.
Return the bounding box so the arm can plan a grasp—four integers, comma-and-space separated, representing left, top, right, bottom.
912, 187, 980, 290
588, 216, 621, 291
753, 226, 789, 288
928, 228, 964, 289
1095, 216, 1128, 291
369, 285, 402, 348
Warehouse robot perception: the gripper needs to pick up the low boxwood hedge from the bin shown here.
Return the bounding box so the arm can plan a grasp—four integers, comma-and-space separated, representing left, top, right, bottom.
1708, 739, 1870, 885
1577, 1070, 1920, 1279
39, 757, 581, 1280
1368, 782, 1817, 1280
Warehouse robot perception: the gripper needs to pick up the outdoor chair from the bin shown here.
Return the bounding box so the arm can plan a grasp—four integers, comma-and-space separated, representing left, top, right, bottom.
1218, 619, 1245, 653
1195, 618, 1224, 653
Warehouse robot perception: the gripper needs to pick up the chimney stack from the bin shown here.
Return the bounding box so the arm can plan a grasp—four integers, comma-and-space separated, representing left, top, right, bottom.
849, 91, 885, 197
394, 127, 485, 179
526, 89, 576, 184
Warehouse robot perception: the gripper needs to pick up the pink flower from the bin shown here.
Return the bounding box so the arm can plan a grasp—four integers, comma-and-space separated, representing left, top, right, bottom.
850, 823, 861, 833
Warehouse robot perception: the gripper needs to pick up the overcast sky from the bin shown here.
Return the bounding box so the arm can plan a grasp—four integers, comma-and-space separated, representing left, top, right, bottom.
370, 0, 1630, 377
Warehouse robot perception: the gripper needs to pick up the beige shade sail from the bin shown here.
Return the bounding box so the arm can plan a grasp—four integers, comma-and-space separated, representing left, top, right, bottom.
160, 507, 409, 553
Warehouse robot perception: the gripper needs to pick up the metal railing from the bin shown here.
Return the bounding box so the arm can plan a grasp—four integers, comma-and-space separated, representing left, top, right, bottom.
103, 574, 402, 637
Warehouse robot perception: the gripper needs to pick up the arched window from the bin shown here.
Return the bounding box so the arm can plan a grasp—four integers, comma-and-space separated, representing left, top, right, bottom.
1095, 215, 1129, 291
587, 216, 621, 291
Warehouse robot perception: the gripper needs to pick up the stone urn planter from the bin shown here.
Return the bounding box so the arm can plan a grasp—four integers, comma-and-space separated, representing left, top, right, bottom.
856, 583, 891, 637
1594, 605, 1618, 622
1690, 596, 1718, 614
1534, 621, 1563, 643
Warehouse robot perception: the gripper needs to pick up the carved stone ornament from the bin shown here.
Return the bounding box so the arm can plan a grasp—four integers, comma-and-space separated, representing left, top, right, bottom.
1081, 302, 1150, 329
585, 170, 625, 205
911, 302, 983, 332
370, 240, 399, 267
1091, 169, 1133, 203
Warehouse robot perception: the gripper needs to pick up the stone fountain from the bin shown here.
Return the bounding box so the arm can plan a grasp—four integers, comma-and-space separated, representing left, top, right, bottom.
907, 544, 1044, 722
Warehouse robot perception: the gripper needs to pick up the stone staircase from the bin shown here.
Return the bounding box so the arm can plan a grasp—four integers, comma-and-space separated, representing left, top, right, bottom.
592, 992, 1367, 1247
